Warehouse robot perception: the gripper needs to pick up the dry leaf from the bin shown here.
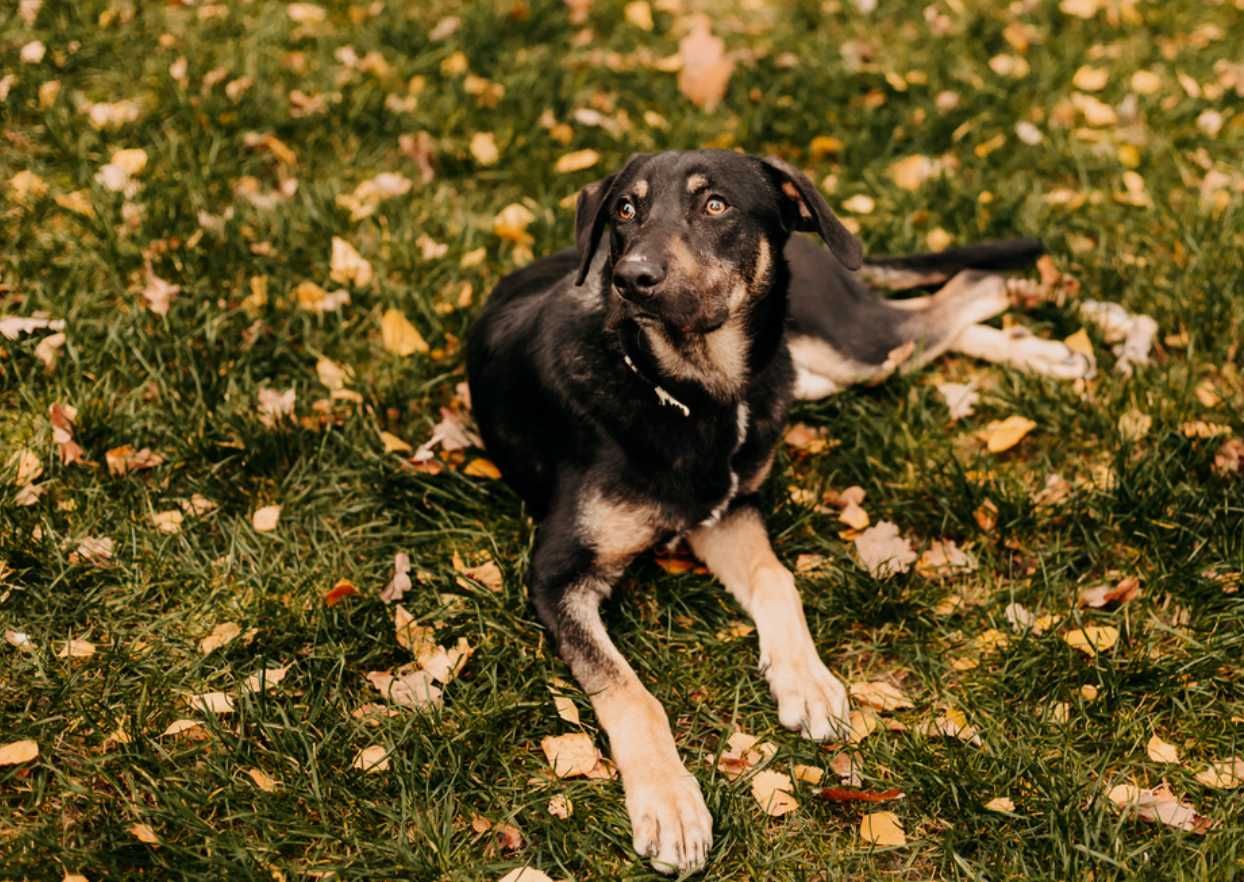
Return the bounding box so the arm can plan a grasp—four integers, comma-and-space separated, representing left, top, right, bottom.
252, 505, 281, 533
751, 769, 799, 817
853, 522, 917, 579
463, 457, 502, 479
394, 605, 436, 655
1194, 758, 1243, 790
247, 768, 279, 792
1062, 625, 1119, 656
547, 793, 573, 818
1106, 783, 1212, 834
129, 823, 159, 845
717, 731, 777, 780
379, 552, 412, 602
552, 694, 580, 726
859, 810, 906, 846
469, 132, 500, 166
793, 764, 824, 785
198, 622, 241, 655
849, 681, 915, 712
541, 732, 602, 778
0, 739, 39, 766
1146, 734, 1179, 764
497, 869, 554, 882
455, 556, 503, 592
418, 637, 473, 685
380, 308, 428, 356
888, 154, 942, 191
554, 149, 600, 174
830, 751, 864, 787
151, 510, 183, 534
161, 719, 208, 739
848, 708, 880, 744
920, 708, 981, 746
1182, 421, 1232, 439
842, 194, 875, 214
105, 445, 164, 476
917, 540, 977, 578
821, 787, 904, 804
330, 237, 373, 288
838, 501, 870, 530
244, 666, 289, 694
978, 415, 1037, 453
325, 578, 359, 606
189, 692, 236, 714
984, 796, 1015, 813
367, 668, 443, 709
1077, 577, 1141, 609
352, 744, 390, 773
142, 265, 180, 316
936, 382, 978, 421
57, 639, 96, 659
677, 17, 734, 110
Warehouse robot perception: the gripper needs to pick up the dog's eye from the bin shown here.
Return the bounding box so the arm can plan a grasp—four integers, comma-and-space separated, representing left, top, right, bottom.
615, 199, 636, 222
705, 196, 729, 216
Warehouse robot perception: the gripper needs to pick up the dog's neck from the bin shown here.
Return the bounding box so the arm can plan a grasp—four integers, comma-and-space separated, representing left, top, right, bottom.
614, 260, 790, 410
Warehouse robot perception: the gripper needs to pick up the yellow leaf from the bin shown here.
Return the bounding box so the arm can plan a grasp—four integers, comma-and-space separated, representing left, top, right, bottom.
888, 155, 941, 191
978, 415, 1037, 453
623, 0, 653, 30
541, 732, 602, 778
380, 308, 428, 356
469, 132, 500, 166
751, 769, 799, 817
859, 810, 906, 846
247, 768, 279, 792
380, 431, 412, 454
842, 194, 875, 214
463, 457, 501, 479
677, 17, 734, 111
151, 509, 183, 534
1194, 758, 1243, 790
198, 622, 241, 655
984, 796, 1015, 813
552, 694, 580, 726
554, 148, 600, 174
0, 739, 39, 766
189, 691, 236, 714
1062, 625, 1119, 656
849, 681, 915, 712
129, 823, 159, 845
793, 764, 824, 785
1072, 65, 1109, 91
57, 639, 96, 659
329, 236, 373, 288
352, 744, 391, 773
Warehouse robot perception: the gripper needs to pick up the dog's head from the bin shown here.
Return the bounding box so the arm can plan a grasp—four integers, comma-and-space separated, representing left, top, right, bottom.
574, 150, 861, 335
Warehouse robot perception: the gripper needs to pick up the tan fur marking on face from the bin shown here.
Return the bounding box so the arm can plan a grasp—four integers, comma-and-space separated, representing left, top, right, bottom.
578, 488, 661, 573
667, 235, 699, 278
645, 316, 748, 400
686, 173, 709, 193
633, 179, 649, 199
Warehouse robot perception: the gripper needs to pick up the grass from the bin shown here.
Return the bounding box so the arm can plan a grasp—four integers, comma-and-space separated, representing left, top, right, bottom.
2, 0, 1242, 879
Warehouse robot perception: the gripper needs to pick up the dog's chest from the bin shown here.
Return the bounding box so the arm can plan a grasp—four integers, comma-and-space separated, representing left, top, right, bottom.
647, 401, 756, 529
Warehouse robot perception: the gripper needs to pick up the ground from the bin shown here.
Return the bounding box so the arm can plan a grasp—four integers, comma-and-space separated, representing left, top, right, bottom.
2, 1, 1243, 880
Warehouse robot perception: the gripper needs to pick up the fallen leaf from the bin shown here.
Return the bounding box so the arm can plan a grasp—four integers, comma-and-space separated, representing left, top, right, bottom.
324, 578, 359, 606
751, 769, 799, 817
1077, 576, 1141, 608
244, 666, 289, 694
984, 796, 1015, 813
380, 308, 429, 356
189, 692, 235, 714
920, 708, 981, 746
916, 540, 977, 578
842, 194, 875, 214
853, 522, 917, 579
161, 719, 208, 739
379, 552, 412, 602
0, 739, 39, 766
57, 639, 96, 659
293, 280, 350, 313
129, 823, 159, 845
1063, 625, 1120, 657
554, 149, 600, 174
256, 387, 296, 427
552, 694, 580, 726
1146, 734, 1179, 764
848, 708, 880, 744
1072, 65, 1109, 91
252, 505, 281, 533
821, 787, 904, 804
1194, 758, 1243, 790
793, 764, 824, 785
104, 445, 164, 476
366, 668, 443, 709
830, 751, 864, 787
497, 869, 554, 882
978, 415, 1037, 453
151, 510, 183, 534
1182, 421, 1232, 439
455, 556, 504, 592
469, 132, 500, 166
859, 810, 906, 846
418, 637, 472, 685
888, 154, 941, 191
141, 265, 180, 316
541, 732, 602, 778
198, 622, 241, 655
838, 501, 870, 530
717, 731, 777, 780
330, 237, 373, 288
677, 16, 734, 111
247, 768, 279, 792
463, 457, 502, 479
1106, 783, 1212, 834
547, 793, 573, 818
1117, 408, 1152, 442
352, 744, 390, 773
936, 382, 978, 421
849, 681, 915, 712
394, 605, 436, 655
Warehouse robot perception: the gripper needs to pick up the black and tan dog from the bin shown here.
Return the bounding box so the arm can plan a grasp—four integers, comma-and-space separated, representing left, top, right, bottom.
467, 150, 1092, 874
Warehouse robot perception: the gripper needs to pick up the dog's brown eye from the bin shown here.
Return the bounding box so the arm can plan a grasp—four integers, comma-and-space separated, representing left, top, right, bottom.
616, 199, 636, 222
705, 196, 728, 216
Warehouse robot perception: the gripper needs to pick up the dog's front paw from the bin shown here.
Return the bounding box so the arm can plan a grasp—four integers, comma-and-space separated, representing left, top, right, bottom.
763, 651, 851, 742
625, 768, 713, 876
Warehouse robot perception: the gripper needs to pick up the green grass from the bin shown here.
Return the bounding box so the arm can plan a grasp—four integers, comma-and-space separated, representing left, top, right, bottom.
2, 1, 1242, 880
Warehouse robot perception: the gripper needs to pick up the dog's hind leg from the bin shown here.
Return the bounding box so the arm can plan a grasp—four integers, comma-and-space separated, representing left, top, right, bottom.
687, 505, 850, 741
530, 489, 711, 876
950, 323, 1096, 379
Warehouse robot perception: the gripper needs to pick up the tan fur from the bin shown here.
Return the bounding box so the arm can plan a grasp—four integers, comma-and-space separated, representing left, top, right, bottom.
633, 178, 649, 199
644, 315, 749, 400
577, 487, 662, 574
685, 173, 709, 193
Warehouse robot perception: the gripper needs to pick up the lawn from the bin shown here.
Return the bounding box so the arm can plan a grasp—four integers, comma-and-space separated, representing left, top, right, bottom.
2, 0, 1242, 880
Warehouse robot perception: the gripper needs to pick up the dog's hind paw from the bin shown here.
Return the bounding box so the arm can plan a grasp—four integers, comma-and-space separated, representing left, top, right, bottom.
764, 651, 852, 742
626, 770, 713, 876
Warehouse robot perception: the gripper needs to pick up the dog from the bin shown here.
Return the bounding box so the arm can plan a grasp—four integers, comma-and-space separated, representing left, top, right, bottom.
466, 150, 1095, 875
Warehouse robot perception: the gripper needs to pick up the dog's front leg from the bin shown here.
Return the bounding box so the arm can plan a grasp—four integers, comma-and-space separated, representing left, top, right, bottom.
530, 516, 712, 876
688, 505, 850, 741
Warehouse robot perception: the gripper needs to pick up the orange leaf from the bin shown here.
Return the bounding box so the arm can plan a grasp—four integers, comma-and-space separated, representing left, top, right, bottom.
325, 579, 359, 607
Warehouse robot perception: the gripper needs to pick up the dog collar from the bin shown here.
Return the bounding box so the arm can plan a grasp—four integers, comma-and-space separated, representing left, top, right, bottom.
622, 353, 691, 418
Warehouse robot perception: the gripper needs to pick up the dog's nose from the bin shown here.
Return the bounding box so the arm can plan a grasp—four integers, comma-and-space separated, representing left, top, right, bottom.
613, 256, 667, 298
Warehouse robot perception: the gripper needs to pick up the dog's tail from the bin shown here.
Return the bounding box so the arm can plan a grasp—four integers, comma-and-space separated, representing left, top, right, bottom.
859, 238, 1044, 290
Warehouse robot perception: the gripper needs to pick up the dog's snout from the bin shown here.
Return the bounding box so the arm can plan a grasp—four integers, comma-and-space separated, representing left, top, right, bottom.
613, 255, 667, 297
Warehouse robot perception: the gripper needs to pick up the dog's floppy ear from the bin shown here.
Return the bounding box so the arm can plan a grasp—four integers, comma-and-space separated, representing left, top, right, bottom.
760, 156, 863, 271
574, 153, 649, 285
